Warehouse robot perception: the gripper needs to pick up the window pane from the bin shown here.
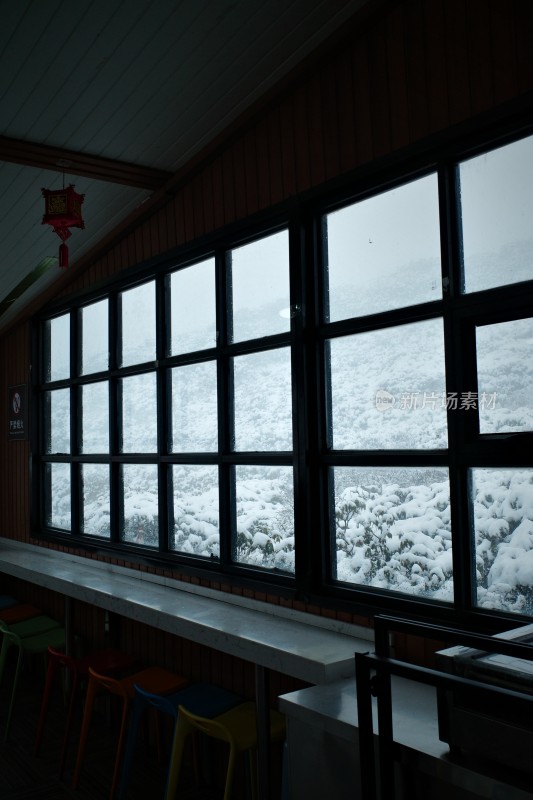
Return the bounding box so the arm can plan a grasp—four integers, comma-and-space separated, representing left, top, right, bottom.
170, 260, 216, 355
234, 465, 294, 573
120, 282, 156, 366
230, 230, 291, 342
82, 464, 110, 537
325, 174, 442, 322
476, 317, 533, 433
44, 313, 70, 381
81, 382, 109, 453
171, 363, 217, 452
333, 467, 452, 599
81, 299, 108, 374
121, 464, 158, 547
45, 463, 71, 530
121, 373, 157, 453
233, 348, 293, 451
44, 389, 70, 454
472, 468, 533, 615
329, 318, 447, 450
460, 135, 533, 293
170, 465, 219, 558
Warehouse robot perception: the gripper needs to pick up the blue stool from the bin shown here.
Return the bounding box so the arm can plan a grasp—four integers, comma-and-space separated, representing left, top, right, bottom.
0, 596, 18, 609
117, 682, 243, 800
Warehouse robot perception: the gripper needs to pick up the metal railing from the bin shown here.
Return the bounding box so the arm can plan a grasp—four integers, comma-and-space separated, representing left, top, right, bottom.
355, 615, 533, 800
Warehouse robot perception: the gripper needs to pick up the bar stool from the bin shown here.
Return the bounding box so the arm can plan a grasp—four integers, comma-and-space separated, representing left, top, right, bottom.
0, 615, 65, 687
0, 595, 18, 609
117, 681, 244, 800
166, 701, 286, 800
0, 624, 66, 741
0, 603, 42, 625
35, 645, 137, 777
72, 665, 189, 800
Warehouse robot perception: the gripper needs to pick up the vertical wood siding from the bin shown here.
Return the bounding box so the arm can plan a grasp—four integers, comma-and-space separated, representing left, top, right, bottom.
1, 0, 533, 668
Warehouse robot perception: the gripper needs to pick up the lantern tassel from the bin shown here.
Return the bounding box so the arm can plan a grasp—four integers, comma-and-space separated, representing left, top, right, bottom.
59, 242, 69, 268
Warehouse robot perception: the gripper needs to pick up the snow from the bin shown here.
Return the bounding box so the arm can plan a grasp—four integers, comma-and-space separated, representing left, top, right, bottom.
44, 208, 533, 613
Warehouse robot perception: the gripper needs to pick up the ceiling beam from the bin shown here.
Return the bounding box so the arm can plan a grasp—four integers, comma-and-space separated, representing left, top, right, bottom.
0, 135, 172, 190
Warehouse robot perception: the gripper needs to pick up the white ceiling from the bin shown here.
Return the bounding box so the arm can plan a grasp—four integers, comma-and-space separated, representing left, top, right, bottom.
0, 0, 371, 331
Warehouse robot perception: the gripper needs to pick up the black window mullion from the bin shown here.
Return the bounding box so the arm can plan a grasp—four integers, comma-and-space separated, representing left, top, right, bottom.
70, 310, 80, 536
439, 162, 476, 612
217, 249, 233, 566
156, 274, 168, 553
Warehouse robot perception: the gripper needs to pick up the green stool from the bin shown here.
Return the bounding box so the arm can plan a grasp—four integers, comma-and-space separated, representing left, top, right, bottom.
1, 626, 66, 741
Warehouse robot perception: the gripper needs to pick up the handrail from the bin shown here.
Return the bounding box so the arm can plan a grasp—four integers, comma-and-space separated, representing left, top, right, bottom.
356, 615, 533, 800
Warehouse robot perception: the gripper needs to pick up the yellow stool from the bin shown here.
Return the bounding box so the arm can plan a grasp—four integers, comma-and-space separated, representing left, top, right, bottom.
166, 701, 286, 800
72, 665, 188, 800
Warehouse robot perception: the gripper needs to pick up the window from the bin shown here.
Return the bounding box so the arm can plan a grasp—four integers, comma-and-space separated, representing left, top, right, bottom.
38, 229, 295, 578
36, 129, 533, 624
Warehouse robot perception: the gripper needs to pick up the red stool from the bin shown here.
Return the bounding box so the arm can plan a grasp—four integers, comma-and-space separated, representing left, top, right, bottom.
0, 604, 42, 625
72, 665, 188, 800
35, 646, 137, 777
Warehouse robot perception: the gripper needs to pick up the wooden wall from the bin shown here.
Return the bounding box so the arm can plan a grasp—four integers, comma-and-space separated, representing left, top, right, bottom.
1, 0, 533, 666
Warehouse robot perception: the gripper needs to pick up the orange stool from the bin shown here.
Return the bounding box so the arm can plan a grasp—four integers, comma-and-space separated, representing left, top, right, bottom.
72, 665, 188, 800
35, 646, 137, 777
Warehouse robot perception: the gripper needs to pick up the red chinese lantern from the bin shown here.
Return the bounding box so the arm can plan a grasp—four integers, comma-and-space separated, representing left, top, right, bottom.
42, 184, 85, 268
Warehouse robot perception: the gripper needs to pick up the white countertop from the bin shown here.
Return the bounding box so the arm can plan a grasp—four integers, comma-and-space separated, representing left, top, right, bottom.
279, 677, 533, 799
0, 538, 371, 684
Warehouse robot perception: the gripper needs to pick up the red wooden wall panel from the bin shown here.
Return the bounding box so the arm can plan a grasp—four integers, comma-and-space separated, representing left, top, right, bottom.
422, 0, 450, 134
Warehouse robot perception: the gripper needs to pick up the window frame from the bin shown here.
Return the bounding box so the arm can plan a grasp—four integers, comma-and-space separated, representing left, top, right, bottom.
32, 121, 533, 630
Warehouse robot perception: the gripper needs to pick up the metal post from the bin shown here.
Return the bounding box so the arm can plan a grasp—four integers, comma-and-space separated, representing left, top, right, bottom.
375, 666, 395, 800
355, 652, 377, 800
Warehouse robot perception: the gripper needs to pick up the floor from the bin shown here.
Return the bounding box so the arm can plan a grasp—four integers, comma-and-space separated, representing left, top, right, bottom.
0, 652, 224, 800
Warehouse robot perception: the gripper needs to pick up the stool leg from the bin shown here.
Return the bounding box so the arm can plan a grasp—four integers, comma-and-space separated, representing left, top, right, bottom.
117, 695, 148, 800
4, 639, 22, 742
109, 697, 130, 800
71, 674, 98, 789
0, 633, 12, 688
34, 654, 60, 755
59, 668, 80, 778
165, 716, 193, 800
248, 749, 258, 800
224, 744, 237, 800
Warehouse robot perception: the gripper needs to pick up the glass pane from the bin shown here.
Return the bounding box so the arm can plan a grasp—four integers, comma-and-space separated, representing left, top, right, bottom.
329, 318, 447, 450
120, 282, 156, 366
81, 382, 109, 453
333, 466, 452, 599
44, 313, 70, 381
472, 468, 533, 615
81, 464, 110, 537
476, 317, 533, 433
233, 348, 293, 451
170, 465, 219, 558
171, 362, 217, 452
81, 299, 108, 374
45, 463, 71, 530
170, 259, 216, 355
230, 230, 291, 342
325, 174, 441, 322
44, 389, 70, 454
121, 373, 157, 453
121, 464, 158, 547
460, 135, 533, 293
234, 465, 294, 573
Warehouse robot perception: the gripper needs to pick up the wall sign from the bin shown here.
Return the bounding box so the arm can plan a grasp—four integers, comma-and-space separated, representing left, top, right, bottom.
8, 384, 27, 440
